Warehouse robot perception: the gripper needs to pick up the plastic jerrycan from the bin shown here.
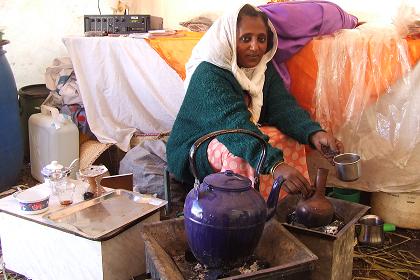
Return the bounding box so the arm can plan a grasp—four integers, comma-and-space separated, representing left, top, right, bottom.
29, 105, 79, 182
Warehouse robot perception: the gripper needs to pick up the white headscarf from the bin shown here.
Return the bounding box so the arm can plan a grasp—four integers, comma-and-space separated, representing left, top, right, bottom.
184, 4, 278, 124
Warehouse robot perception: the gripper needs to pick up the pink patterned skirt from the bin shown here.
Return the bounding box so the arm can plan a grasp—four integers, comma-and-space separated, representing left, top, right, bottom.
207, 126, 309, 200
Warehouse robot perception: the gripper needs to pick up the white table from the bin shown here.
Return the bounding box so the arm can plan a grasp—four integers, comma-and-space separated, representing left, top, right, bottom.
0, 182, 163, 280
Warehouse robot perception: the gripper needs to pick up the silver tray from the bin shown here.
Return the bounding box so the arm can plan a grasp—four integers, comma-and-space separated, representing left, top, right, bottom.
43, 189, 167, 240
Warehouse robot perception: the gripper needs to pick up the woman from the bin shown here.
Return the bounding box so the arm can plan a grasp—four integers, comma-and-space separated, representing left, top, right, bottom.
167, 4, 343, 197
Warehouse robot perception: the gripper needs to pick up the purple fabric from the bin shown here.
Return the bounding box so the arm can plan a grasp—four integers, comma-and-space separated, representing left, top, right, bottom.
259, 1, 358, 89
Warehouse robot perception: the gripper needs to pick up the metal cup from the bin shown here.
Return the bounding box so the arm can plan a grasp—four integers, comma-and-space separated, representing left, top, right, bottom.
357, 214, 385, 246
333, 153, 361, 182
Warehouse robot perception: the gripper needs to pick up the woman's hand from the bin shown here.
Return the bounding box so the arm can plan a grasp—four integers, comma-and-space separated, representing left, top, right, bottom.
273, 163, 314, 198
310, 131, 344, 164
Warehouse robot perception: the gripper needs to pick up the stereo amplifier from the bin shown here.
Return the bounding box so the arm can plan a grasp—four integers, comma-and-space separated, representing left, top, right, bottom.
84, 15, 163, 34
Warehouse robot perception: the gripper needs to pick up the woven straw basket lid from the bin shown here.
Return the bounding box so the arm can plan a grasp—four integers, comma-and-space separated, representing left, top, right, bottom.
79, 140, 113, 170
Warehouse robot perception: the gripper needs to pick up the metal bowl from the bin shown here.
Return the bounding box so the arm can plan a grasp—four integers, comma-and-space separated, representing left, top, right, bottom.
333, 153, 361, 182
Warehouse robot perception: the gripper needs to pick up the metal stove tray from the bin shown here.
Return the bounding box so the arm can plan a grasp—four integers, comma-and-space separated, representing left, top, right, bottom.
43, 189, 166, 241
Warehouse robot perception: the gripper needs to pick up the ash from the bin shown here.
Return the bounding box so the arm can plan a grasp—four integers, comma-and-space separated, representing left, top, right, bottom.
172, 250, 270, 280
286, 211, 345, 235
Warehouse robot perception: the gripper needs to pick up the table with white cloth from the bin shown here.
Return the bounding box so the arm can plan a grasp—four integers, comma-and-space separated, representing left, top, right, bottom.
0, 182, 163, 280
63, 36, 186, 152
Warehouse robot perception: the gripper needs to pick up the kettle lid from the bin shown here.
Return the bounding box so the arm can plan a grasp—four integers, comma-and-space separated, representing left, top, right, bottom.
203, 170, 252, 191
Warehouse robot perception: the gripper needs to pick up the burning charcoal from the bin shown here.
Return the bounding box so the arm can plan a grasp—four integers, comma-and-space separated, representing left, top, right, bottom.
235, 255, 267, 275
238, 261, 259, 274
322, 219, 346, 235
83, 191, 94, 200
331, 219, 345, 229
256, 260, 270, 269
286, 211, 297, 224
185, 249, 197, 263
324, 225, 339, 235
244, 255, 257, 266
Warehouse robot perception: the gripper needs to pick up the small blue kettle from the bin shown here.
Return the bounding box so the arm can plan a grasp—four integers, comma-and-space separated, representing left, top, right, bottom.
183, 129, 285, 268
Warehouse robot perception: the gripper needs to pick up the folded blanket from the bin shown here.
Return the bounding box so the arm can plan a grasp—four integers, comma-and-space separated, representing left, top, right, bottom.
259, 1, 358, 89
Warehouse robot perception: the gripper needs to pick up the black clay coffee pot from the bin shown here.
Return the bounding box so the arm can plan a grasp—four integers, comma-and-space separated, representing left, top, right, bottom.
295, 168, 334, 228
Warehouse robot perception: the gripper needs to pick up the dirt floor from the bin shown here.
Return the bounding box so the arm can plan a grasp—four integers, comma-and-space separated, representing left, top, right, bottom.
308, 151, 420, 280
352, 229, 420, 280
1, 160, 419, 280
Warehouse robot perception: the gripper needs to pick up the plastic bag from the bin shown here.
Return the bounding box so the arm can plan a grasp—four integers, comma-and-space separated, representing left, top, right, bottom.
119, 139, 167, 198
44, 57, 83, 107
312, 4, 420, 192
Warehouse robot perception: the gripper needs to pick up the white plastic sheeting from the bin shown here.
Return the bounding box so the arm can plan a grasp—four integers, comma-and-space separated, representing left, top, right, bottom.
313, 23, 420, 192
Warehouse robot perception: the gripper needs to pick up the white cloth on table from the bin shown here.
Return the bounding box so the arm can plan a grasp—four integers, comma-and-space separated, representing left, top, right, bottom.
62, 36, 185, 151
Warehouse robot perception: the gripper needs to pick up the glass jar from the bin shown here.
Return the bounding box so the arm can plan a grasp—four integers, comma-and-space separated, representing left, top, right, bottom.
41, 161, 70, 194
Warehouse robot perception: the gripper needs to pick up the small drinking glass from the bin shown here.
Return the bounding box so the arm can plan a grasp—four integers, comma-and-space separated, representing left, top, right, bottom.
56, 182, 76, 206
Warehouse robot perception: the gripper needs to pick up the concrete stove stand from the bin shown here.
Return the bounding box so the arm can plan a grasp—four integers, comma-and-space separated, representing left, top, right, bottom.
276, 195, 370, 280
141, 218, 318, 279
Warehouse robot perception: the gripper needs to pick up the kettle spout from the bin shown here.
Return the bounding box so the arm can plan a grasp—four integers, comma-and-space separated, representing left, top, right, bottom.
266, 176, 285, 221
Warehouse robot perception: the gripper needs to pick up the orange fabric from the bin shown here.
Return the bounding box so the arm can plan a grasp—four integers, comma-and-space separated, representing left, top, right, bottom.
407, 39, 420, 65
285, 41, 318, 116
146, 33, 419, 113
146, 31, 204, 80
146, 33, 419, 98
259, 126, 309, 200
286, 38, 420, 117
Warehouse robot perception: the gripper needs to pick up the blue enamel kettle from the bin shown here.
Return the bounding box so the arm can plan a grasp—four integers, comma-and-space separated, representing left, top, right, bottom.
183, 129, 285, 268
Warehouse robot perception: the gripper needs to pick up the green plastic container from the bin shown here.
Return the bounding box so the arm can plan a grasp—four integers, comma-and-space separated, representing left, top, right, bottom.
19, 84, 50, 161
328, 187, 361, 203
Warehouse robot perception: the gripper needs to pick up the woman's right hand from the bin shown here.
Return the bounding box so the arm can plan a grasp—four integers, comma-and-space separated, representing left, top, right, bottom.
273, 163, 314, 198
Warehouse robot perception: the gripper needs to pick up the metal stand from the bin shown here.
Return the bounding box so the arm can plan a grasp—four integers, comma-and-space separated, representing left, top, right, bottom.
163, 167, 171, 214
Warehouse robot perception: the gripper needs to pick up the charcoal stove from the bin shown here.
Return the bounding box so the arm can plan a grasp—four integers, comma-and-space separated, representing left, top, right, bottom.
276, 195, 370, 280
141, 217, 318, 280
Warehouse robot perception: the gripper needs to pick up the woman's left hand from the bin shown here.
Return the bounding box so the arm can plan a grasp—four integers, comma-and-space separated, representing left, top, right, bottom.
310, 131, 344, 164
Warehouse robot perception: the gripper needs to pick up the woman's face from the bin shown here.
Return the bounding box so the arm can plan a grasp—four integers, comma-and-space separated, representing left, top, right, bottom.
236, 15, 268, 68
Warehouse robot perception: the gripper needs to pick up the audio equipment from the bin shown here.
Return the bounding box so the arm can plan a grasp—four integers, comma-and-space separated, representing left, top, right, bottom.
84, 15, 163, 34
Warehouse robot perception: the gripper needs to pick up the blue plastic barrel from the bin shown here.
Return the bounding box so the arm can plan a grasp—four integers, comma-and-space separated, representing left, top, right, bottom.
0, 41, 23, 191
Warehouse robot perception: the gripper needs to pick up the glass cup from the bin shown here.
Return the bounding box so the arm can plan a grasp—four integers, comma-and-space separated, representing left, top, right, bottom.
56, 182, 76, 206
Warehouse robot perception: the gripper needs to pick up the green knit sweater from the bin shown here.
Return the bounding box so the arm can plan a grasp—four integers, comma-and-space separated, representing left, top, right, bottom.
166, 61, 322, 184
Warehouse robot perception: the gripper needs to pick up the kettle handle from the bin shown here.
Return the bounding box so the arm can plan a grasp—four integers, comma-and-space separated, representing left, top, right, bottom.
189, 129, 267, 191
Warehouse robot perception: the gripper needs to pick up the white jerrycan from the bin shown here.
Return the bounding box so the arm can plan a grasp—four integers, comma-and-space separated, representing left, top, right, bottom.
29, 105, 79, 182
